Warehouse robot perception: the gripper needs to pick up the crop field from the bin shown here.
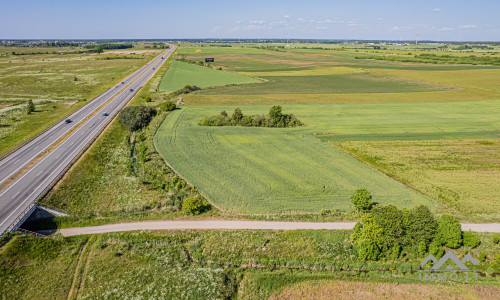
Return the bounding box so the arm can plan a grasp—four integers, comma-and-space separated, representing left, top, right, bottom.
174, 46, 500, 105
0, 47, 155, 156
158, 60, 258, 92
154, 100, 499, 215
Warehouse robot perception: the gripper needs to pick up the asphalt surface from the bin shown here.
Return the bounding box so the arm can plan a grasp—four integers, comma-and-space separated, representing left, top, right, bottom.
47, 220, 500, 237
0, 46, 176, 235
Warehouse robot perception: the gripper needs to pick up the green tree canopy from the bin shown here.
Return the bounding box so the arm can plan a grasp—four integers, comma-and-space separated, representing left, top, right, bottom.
25, 99, 35, 115
351, 188, 372, 212
435, 215, 463, 249
118, 106, 156, 132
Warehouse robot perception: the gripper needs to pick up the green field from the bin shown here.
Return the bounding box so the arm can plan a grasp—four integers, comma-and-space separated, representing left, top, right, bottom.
1, 231, 498, 299
334, 139, 500, 221
0, 47, 156, 156
158, 60, 258, 92
154, 101, 500, 214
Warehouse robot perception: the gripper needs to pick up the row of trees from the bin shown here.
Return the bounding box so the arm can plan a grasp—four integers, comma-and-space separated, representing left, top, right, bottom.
199, 106, 303, 128
349, 189, 481, 261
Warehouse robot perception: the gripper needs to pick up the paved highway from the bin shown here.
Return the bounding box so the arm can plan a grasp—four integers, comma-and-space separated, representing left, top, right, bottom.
0, 45, 176, 235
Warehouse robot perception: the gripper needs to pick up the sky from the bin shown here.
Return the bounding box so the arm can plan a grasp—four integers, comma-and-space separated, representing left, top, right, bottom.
1, 0, 499, 41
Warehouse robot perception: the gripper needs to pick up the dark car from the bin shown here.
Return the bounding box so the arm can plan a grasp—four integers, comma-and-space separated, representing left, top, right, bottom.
65, 119, 72, 123
130, 88, 134, 92
102, 113, 109, 116
121, 81, 125, 84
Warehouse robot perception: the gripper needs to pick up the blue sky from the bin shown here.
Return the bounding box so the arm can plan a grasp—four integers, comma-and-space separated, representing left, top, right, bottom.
1, 0, 499, 41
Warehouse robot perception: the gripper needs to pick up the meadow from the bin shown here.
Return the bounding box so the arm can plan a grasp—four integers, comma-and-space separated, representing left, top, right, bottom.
334, 139, 500, 221
1, 230, 498, 299
158, 60, 258, 92
0, 46, 155, 156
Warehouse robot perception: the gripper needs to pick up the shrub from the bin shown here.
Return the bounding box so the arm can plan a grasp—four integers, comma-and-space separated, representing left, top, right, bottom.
320, 209, 331, 216
182, 197, 204, 215
429, 240, 444, 258
493, 234, 499, 244
25, 99, 35, 115
392, 244, 402, 259
358, 239, 381, 261
480, 252, 487, 262
350, 189, 372, 212
435, 215, 463, 249
118, 106, 156, 132
418, 241, 427, 256
199, 106, 303, 128
160, 101, 176, 112
462, 230, 481, 248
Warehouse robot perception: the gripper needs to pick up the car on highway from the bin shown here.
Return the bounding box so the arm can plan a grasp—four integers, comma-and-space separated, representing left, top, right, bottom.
102, 113, 109, 116
130, 88, 134, 92
121, 81, 125, 84
65, 119, 72, 123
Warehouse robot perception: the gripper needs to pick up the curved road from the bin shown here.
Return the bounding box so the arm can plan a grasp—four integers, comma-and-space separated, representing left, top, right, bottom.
49, 220, 500, 237
0, 46, 176, 235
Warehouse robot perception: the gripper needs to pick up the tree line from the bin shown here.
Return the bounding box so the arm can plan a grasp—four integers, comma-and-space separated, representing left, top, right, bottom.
350, 189, 482, 261
199, 106, 303, 128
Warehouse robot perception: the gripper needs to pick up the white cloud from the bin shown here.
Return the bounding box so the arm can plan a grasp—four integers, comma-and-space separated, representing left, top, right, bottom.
250, 20, 265, 24
390, 26, 413, 31
317, 19, 343, 24
283, 15, 291, 18
438, 27, 455, 32
431, 8, 441, 12
460, 24, 477, 29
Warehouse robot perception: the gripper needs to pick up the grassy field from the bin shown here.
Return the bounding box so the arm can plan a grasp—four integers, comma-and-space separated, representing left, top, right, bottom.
334, 139, 500, 221
154, 101, 500, 215
1, 231, 498, 300
0, 47, 155, 156
158, 61, 258, 92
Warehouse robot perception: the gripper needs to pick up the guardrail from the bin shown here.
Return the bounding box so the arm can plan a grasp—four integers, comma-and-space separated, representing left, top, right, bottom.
0, 47, 173, 237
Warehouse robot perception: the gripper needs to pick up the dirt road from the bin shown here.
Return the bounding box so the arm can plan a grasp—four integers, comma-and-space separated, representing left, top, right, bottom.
51, 220, 500, 237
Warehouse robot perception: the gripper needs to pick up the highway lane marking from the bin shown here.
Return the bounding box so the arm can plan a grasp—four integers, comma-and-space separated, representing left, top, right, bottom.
37, 171, 43, 176
12, 192, 19, 199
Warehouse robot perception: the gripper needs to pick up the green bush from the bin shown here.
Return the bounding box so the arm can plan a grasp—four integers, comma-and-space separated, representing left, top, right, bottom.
429, 240, 444, 258
118, 106, 156, 132
418, 241, 427, 256
350, 189, 372, 212
493, 234, 499, 244
462, 230, 481, 248
160, 101, 176, 112
25, 99, 35, 115
358, 239, 381, 261
435, 215, 463, 249
182, 197, 204, 215
480, 252, 487, 262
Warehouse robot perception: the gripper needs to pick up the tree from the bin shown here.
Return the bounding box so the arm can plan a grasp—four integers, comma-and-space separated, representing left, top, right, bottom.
182, 197, 203, 215
25, 100, 35, 115
160, 101, 176, 112
220, 110, 228, 117
418, 241, 427, 256
351, 188, 372, 212
232, 108, 243, 122
405, 205, 437, 245
269, 105, 283, 122
429, 239, 444, 258
493, 234, 500, 245
371, 205, 404, 248
435, 215, 463, 249
74, 76, 78, 81
358, 239, 381, 261
118, 106, 156, 132
463, 230, 480, 248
